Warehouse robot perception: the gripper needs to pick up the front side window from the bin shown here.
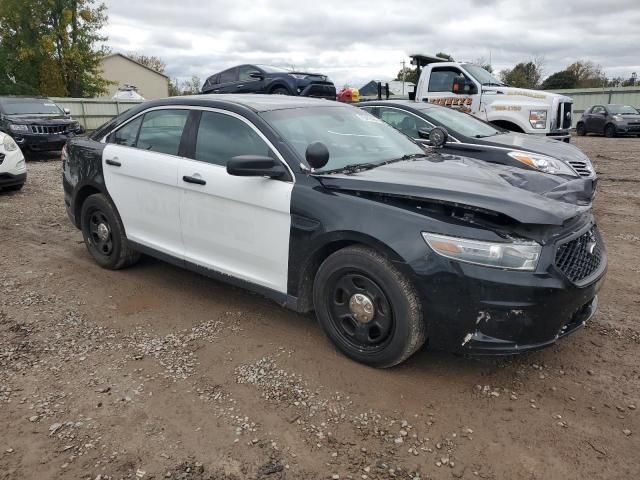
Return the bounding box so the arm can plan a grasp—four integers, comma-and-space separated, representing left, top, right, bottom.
136, 109, 189, 156
428, 68, 465, 92
378, 107, 431, 138
110, 116, 143, 147
194, 111, 272, 166
592, 106, 605, 114
238, 65, 262, 81
262, 106, 424, 173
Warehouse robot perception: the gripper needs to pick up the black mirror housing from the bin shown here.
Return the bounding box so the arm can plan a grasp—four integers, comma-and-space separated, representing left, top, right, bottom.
227, 155, 286, 178
305, 142, 330, 169
249, 72, 264, 79
417, 127, 433, 139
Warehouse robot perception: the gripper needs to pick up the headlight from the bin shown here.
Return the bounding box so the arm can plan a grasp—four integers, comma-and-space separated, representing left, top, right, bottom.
612, 115, 623, 122
529, 110, 547, 129
290, 74, 308, 80
507, 151, 577, 176
9, 124, 29, 132
422, 232, 541, 271
3, 135, 19, 151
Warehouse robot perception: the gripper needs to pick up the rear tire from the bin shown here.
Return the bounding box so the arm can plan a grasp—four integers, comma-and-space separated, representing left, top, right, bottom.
271, 87, 291, 95
576, 123, 586, 136
80, 193, 140, 270
604, 124, 616, 138
313, 246, 426, 368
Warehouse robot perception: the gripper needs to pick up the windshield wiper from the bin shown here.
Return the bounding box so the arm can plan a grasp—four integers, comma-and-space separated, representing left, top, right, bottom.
318, 153, 428, 175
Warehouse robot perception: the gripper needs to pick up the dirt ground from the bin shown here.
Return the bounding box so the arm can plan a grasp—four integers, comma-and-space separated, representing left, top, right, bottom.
1, 137, 639, 480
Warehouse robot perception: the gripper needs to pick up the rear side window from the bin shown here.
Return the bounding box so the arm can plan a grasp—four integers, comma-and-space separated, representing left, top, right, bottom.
110, 116, 143, 147
219, 69, 237, 83
136, 109, 189, 156
194, 111, 272, 166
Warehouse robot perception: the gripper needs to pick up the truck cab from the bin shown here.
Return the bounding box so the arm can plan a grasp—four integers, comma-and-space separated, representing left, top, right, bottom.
410, 54, 573, 142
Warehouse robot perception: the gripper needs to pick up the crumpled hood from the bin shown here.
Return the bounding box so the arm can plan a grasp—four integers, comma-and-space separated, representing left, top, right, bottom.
482, 132, 593, 170
315, 156, 591, 226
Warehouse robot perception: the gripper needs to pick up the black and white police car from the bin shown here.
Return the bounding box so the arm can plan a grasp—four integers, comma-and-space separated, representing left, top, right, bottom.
63, 95, 606, 367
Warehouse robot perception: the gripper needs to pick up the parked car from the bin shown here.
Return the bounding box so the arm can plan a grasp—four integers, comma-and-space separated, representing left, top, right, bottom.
358, 100, 596, 184
201, 64, 336, 100
63, 95, 606, 367
577, 104, 640, 137
0, 96, 85, 154
0, 131, 27, 191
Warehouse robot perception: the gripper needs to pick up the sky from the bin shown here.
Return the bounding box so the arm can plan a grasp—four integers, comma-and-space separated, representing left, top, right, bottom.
102, 0, 640, 89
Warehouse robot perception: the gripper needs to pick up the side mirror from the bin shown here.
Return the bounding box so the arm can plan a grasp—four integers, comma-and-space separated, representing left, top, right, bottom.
417, 127, 433, 139
227, 155, 286, 178
428, 126, 448, 148
249, 72, 264, 80
305, 142, 330, 169
451, 77, 465, 94
64, 108, 71, 115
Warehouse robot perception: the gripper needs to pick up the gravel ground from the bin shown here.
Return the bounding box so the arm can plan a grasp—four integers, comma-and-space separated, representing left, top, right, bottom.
1, 137, 639, 480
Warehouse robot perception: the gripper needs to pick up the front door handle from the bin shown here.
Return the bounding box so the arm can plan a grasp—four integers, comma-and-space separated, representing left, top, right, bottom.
237, 84, 244, 88
106, 158, 121, 167
182, 175, 206, 185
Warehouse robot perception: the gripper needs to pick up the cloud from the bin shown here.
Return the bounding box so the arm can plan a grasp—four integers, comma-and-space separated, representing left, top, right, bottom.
102, 0, 640, 88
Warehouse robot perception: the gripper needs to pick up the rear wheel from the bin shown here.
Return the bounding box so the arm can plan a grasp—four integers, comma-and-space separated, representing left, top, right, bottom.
271, 87, 291, 95
604, 124, 616, 138
80, 193, 140, 270
576, 123, 586, 136
313, 246, 426, 368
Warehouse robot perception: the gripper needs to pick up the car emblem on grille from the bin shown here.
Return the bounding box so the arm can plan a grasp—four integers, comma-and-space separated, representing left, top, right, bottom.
566, 112, 572, 120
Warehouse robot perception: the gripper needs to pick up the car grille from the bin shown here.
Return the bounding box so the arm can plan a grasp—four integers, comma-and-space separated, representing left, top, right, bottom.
555, 227, 603, 283
30, 124, 68, 134
556, 102, 573, 129
567, 160, 593, 177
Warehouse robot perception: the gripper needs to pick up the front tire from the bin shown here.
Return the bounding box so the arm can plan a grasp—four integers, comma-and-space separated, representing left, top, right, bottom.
313, 246, 426, 368
271, 87, 291, 95
576, 123, 586, 136
80, 193, 140, 270
604, 124, 616, 138
4, 183, 24, 192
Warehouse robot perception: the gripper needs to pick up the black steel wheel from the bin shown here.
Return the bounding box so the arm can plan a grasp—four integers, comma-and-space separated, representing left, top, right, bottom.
80, 193, 140, 270
271, 87, 291, 95
313, 246, 426, 368
576, 123, 586, 136
604, 124, 616, 138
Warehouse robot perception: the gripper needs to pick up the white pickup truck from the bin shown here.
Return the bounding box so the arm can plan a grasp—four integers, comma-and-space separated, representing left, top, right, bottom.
410, 54, 573, 142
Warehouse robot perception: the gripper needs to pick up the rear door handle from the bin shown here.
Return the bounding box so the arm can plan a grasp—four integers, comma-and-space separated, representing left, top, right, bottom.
106, 158, 121, 167
182, 175, 206, 185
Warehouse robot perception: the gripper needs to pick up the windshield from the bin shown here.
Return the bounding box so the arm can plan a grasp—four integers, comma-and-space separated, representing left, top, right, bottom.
608, 104, 639, 115
461, 64, 505, 86
0, 99, 64, 115
256, 65, 289, 73
261, 106, 425, 173
420, 106, 503, 138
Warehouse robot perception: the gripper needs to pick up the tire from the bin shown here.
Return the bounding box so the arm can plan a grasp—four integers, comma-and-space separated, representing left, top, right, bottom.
576, 123, 586, 136
271, 87, 291, 95
313, 246, 426, 368
80, 193, 140, 270
604, 124, 616, 138
4, 183, 24, 192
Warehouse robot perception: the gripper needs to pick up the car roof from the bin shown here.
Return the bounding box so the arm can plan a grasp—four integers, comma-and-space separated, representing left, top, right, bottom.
141, 94, 342, 113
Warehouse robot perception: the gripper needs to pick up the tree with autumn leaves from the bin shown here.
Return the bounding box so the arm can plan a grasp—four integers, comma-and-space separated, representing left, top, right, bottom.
0, 0, 111, 97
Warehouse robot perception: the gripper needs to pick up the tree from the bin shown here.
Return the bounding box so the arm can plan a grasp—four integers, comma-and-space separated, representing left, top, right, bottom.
168, 77, 181, 96
566, 60, 607, 88
0, 0, 110, 97
130, 54, 166, 74
180, 76, 202, 95
541, 70, 577, 90
394, 66, 418, 84
500, 60, 543, 89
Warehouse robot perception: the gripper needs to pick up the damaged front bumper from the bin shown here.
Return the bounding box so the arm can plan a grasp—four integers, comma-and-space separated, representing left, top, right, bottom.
407, 222, 607, 355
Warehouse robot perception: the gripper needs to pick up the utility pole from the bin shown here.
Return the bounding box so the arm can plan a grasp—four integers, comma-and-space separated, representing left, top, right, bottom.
401, 60, 406, 95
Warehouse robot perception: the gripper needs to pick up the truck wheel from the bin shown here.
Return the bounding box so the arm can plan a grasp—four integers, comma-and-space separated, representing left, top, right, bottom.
313, 246, 426, 368
604, 124, 616, 138
271, 87, 291, 95
80, 193, 140, 270
576, 123, 586, 136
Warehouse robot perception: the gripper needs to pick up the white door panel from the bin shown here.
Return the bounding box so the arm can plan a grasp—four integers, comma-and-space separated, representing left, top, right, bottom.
102, 143, 184, 257
179, 159, 292, 293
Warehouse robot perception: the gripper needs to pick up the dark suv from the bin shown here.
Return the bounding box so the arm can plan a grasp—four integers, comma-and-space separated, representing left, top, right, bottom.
577, 104, 640, 137
0, 96, 85, 153
201, 64, 336, 100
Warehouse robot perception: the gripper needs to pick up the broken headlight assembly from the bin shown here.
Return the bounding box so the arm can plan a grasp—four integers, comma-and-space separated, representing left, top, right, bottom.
422, 232, 541, 271
507, 151, 577, 176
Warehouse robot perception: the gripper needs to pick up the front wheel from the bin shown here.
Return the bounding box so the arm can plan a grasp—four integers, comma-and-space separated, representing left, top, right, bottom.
576, 123, 586, 136
80, 194, 140, 270
313, 246, 426, 368
604, 124, 616, 138
271, 87, 291, 95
